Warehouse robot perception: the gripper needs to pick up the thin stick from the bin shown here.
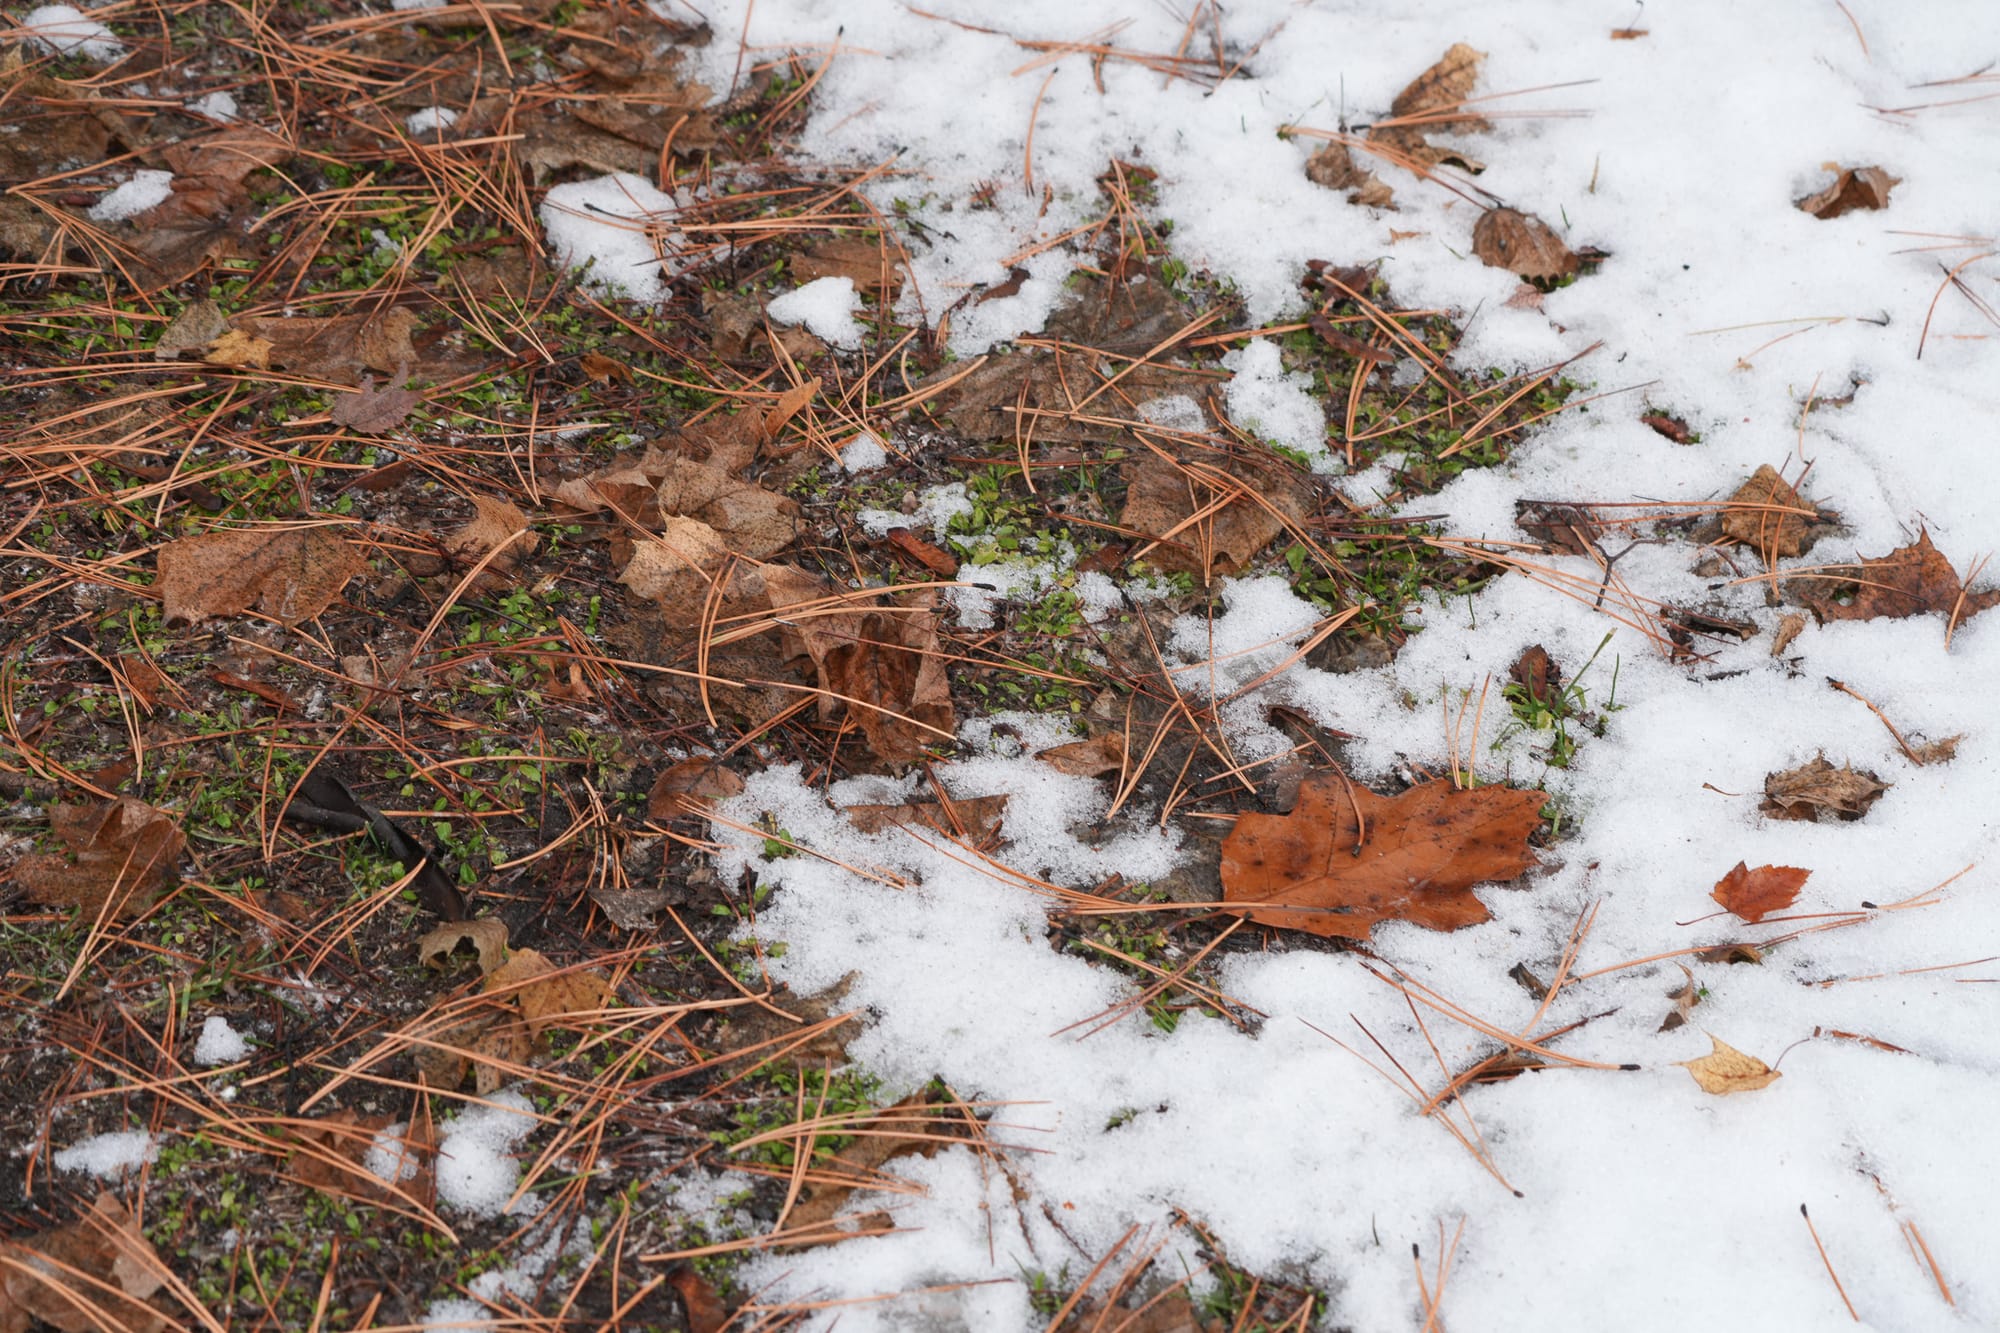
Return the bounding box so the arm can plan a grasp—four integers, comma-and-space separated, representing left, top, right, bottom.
1801, 1204, 1860, 1321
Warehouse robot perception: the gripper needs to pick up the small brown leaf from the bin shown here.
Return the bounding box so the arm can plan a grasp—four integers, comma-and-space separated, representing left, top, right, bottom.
201, 326, 274, 370
667, 1268, 730, 1333
1710, 862, 1811, 924
882, 526, 958, 579
1659, 964, 1701, 1032
1640, 412, 1693, 444
1, 1193, 170, 1333
1304, 141, 1396, 208
1508, 644, 1560, 703
14, 799, 184, 919
1472, 208, 1578, 283
1120, 450, 1312, 580
1721, 464, 1815, 559
1770, 612, 1807, 657
1796, 165, 1899, 219
484, 948, 614, 1038
1610, 27, 1648, 39
1795, 529, 2000, 625
579, 351, 629, 383
447, 495, 538, 571
794, 237, 903, 297
153, 299, 230, 360
816, 608, 956, 767
845, 794, 1008, 846
418, 918, 509, 974
647, 758, 746, 820
1761, 755, 1888, 822
1679, 1034, 1781, 1095
330, 375, 422, 435
158, 526, 364, 625
1218, 775, 1543, 941
1035, 732, 1129, 778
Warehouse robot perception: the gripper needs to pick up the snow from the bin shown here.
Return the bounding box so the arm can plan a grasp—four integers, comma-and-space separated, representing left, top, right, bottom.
87, 170, 172, 223
13, 4, 123, 60
663, 2, 2000, 1328
191, 1015, 248, 1066
185, 90, 237, 121
434, 1089, 539, 1217
53, 1130, 157, 1178
839, 431, 889, 473
405, 106, 457, 135
538, 173, 683, 303
767, 275, 866, 348
364, 1121, 421, 1186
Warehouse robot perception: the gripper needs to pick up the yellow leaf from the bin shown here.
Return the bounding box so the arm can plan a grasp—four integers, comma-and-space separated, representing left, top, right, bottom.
202, 326, 275, 369
1679, 1034, 1781, 1095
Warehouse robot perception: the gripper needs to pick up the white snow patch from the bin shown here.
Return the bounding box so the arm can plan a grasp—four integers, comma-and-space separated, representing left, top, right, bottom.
767, 275, 865, 348
88, 170, 173, 223
364, 1122, 422, 1186
192, 1015, 249, 1066
434, 1089, 538, 1217
53, 1130, 157, 1178
1222, 338, 1331, 469
405, 105, 458, 135
185, 90, 237, 121
14, 5, 124, 60
839, 431, 889, 473
539, 173, 683, 303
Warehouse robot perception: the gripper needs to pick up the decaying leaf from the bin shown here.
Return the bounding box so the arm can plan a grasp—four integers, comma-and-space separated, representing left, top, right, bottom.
0, 1193, 171, 1333
1721, 464, 1817, 559
418, 917, 509, 974
285, 1109, 433, 1205
412, 948, 615, 1092
1364, 43, 1489, 177
1120, 450, 1312, 580
617, 516, 733, 604
1760, 755, 1888, 822
447, 494, 538, 572
153, 298, 230, 360
1793, 529, 2000, 625
1035, 732, 1129, 778
845, 794, 1008, 846
793, 236, 903, 296
1679, 1034, 1781, 1095
485, 947, 615, 1037
737, 1095, 965, 1240
329, 375, 423, 434
211, 308, 423, 384
1770, 611, 1807, 657
666, 1268, 730, 1333
647, 757, 746, 820
579, 350, 629, 383
560, 447, 801, 564
1218, 775, 1543, 940
1472, 207, 1578, 284
14, 798, 184, 919
1508, 644, 1559, 702
1796, 165, 1899, 219
1710, 862, 1810, 923
158, 526, 365, 624
1659, 964, 1701, 1032
1304, 141, 1396, 209
201, 326, 274, 370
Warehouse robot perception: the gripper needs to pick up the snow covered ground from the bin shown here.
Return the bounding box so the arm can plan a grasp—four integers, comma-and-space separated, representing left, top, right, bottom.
647, 2, 2000, 1327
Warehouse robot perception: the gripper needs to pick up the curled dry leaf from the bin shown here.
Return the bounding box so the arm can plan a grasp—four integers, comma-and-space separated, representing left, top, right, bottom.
485, 947, 615, 1038
1304, 141, 1397, 209
0, 1193, 170, 1333
1710, 862, 1810, 924
845, 794, 1008, 846
14, 798, 184, 919
1795, 165, 1899, 219
1679, 1034, 1781, 1095
1218, 775, 1543, 941
1472, 207, 1578, 284
1793, 529, 2000, 625
157, 526, 365, 625
1364, 43, 1489, 176
417, 917, 509, 974
1761, 756, 1888, 822
1659, 964, 1701, 1032
1770, 612, 1807, 657
1035, 731, 1129, 778
1721, 464, 1817, 559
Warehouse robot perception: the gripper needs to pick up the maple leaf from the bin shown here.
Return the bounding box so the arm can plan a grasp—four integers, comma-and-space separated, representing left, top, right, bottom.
14, 798, 184, 919
446, 494, 538, 572
157, 526, 365, 625
1679, 1035, 1781, 1095
1218, 775, 1543, 940
1795, 529, 2000, 625
1710, 862, 1810, 923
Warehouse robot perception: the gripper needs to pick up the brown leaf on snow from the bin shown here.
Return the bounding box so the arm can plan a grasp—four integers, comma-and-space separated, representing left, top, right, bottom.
14, 798, 184, 919
1363, 43, 1489, 177
1721, 464, 1817, 559
1793, 529, 2000, 625
1304, 141, 1396, 209
417, 917, 509, 975
1679, 1034, 1781, 1095
0, 1193, 171, 1333
845, 794, 1008, 846
1710, 862, 1811, 924
1035, 732, 1129, 778
1760, 755, 1888, 822
1218, 775, 1543, 940
1659, 964, 1701, 1032
329, 375, 423, 435
747, 1096, 966, 1241
1120, 450, 1312, 580
1472, 207, 1578, 283
1796, 165, 1899, 219
157, 526, 365, 624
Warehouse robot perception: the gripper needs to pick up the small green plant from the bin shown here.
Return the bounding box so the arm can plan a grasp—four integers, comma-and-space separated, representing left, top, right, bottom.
711, 1065, 883, 1168
1495, 631, 1623, 768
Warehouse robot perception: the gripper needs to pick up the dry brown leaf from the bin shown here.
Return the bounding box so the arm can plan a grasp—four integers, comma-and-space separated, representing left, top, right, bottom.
330, 375, 423, 435
154, 299, 230, 360
14, 799, 184, 919
882, 526, 958, 579
286, 1109, 433, 1204
221, 308, 422, 384
1472, 207, 1578, 283
1640, 412, 1694, 444
815, 608, 955, 767
447, 495, 538, 572
1508, 644, 1559, 703
1659, 963, 1701, 1032
1120, 450, 1312, 580
1710, 862, 1811, 924
1796, 165, 1899, 219
618, 516, 733, 603
0, 1193, 170, 1333
485, 948, 614, 1038
1035, 732, 1129, 778
418, 918, 509, 974
1391, 43, 1486, 123
1761, 755, 1889, 822
1771, 612, 1807, 657
1722, 464, 1816, 559
579, 350, 629, 383
794, 237, 903, 296
1304, 141, 1397, 208
647, 757, 747, 820
471, 1018, 533, 1095
157, 526, 365, 624
201, 326, 274, 370
845, 794, 1007, 846
761, 1096, 960, 1238
1679, 1034, 1781, 1095
1795, 529, 2000, 624
666, 1268, 730, 1333
1218, 775, 1543, 940
1610, 27, 1649, 39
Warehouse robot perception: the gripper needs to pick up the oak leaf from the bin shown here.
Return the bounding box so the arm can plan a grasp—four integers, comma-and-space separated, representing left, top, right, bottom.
1796, 165, 1898, 219
1679, 1034, 1780, 1095
14, 799, 184, 919
1761, 755, 1888, 822
1710, 862, 1810, 923
1218, 776, 1543, 940
1794, 529, 2000, 625
157, 526, 364, 624
1472, 208, 1577, 283
617, 516, 732, 604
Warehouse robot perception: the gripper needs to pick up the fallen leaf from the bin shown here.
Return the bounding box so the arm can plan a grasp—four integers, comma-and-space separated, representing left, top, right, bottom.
1610, 27, 1649, 39
1710, 862, 1811, 923
794, 236, 902, 297
0, 1193, 170, 1333
484, 947, 614, 1038
285, 1109, 433, 1205
330, 375, 423, 434
201, 326, 274, 370
1659, 964, 1701, 1032
157, 526, 365, 624
666, 1268, 730, 1333
1218, 775, 1543, 940
1471, 207, 1578, 284
1035, 732, 1129, 778
617, 516, 733, 604
882, 526, 958, 579
1305, 141, 1396, 208
1794, 529, 2000, 625
1390, 42, 1486, 123
579, 351, 629, 383
1364, 43, 1489, 175
14, 799, 184, 919
1796, 165, 1899, 219
153, 299, 230, 360
1120, 450, 1312, 580
221, 308, 423, 384
1679, 1034, 1781, 1095
745, 1096, 963, 1239
814, 607, 955, 767
1694, 942, 1765, 966
1508, 644, 1560, 703
647, 757, 746, 820
1770, 612, 1807, 656
845, 794, 1008, 846
1721, 464, 1816, 559
1760, 755, 1889, 822
1640, 412, 1694, 444
418, 918, 509, 974
447, 494, 538, 572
